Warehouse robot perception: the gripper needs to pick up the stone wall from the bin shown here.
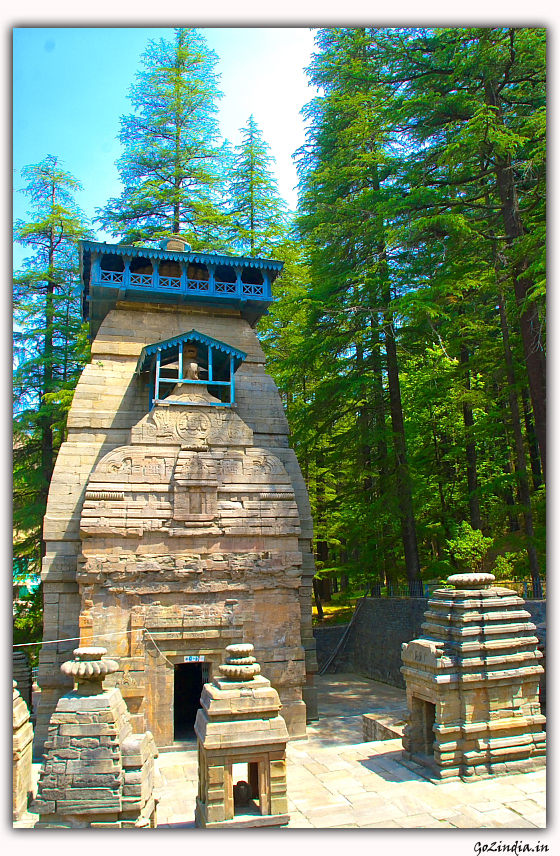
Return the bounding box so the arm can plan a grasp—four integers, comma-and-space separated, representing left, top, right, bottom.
314, 597, 546, 690
313, 624, 350, 671
525, 600, 546, 626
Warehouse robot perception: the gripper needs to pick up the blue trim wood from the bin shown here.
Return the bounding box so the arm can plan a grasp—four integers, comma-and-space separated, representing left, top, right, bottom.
80, 239, 283, 336
140, 330, 246, 410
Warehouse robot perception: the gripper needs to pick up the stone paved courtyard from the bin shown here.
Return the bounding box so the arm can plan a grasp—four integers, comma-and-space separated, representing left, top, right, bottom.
15, 673, 546, 829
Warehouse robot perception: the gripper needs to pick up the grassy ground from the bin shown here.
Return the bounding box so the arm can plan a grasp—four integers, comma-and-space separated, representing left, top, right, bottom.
312, 590, 366, 626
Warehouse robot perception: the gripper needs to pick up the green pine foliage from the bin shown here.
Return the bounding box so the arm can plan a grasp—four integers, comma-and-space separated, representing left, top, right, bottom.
446, 521, 493, 573
264, 27, 546, 595
13, 29, 546, 628
13, 155, 91, 572
13, 585, 43, 667
228, 115, 290, 256
96, 28, 231, 250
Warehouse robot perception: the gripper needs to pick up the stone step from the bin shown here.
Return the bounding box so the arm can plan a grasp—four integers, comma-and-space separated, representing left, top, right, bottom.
362, 709, 408, 742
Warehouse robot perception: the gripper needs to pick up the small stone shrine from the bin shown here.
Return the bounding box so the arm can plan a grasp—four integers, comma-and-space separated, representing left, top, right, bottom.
36, 237, 317, 754
13, 681, 34, 821
401, 573, 546, 780
195, 642, 290, 828
32, 647, 158, 828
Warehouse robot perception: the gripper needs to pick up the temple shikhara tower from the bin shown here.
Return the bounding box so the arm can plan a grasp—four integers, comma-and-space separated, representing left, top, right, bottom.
36, 237, 317, 753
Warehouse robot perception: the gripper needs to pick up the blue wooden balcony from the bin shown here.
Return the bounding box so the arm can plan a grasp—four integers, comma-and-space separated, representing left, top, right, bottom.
80, 239, 283, 337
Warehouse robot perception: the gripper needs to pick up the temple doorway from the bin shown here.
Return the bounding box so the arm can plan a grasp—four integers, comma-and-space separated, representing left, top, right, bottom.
409, 695, 437, 756
173, 662, 208, 740
422, 700, 436, 755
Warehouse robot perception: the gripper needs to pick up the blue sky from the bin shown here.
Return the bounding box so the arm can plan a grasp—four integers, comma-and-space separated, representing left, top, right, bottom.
13, 27, 318, 266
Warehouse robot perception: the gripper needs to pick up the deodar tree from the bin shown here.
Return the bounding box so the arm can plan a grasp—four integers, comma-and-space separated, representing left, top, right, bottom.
228, 114, 289, 256
387, 26, 545, 593
276, 27, 545, 598
295, 28, 423, 593
96, 28, 230, 250
13, 155, 91, 569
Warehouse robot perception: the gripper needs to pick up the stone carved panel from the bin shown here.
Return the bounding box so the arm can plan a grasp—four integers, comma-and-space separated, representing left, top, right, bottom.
172, 451, 219, 524
246, 454, 284, 476
89, 446, 177, 484
81, 402, 298, 540
130, 403, 253, 447
176, 411, 212, 443
173, 485, 218, 523
221, 458, 243, 478
175, 451, 218, 486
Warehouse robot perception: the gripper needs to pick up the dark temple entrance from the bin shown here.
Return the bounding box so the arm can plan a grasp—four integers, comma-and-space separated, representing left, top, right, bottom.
174, 662, 208, 740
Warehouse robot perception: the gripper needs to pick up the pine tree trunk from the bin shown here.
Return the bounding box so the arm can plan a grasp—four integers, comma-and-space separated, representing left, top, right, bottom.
249, 140, 255, 255
173, 183, 180, 234
485, 79, 546, 481
496, 280, 542, 595
521, 387, 543, 490
383, 309, 422, 592
356, 340, 372, 493
312, 579, 324, 620
496, 402, 520, 533
40, 212, 56, 557
316, 540, 332, 603
371, 315, 391, 585
315, 451, 332, 602
460, 346, 482, 530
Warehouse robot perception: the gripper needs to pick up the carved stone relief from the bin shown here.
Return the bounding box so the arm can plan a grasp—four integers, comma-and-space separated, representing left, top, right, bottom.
81, 401, 298, 540
130, 399, 253, 448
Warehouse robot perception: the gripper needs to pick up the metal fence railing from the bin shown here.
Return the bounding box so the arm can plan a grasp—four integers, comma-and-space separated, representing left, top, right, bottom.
369, 580, 545, 599
493, 581, 546, 599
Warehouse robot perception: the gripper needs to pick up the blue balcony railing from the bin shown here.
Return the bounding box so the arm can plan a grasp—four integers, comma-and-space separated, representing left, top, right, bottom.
95, 266, 270, 300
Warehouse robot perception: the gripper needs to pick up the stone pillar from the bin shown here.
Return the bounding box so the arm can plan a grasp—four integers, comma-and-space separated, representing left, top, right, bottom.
32, 648, 158, 828
13, 681, 34, 820
195, 643, 289, 828
401, 573, 546, 781
13, 651, 32, 713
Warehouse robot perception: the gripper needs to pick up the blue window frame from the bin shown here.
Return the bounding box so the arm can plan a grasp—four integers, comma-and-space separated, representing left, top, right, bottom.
136, 331, 247, 409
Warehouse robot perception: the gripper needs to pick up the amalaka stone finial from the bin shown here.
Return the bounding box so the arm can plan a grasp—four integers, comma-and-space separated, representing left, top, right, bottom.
447, 572, 496, 589
159, 236, 191, 252
60, 647, 118, 695
218, 643, 261, 682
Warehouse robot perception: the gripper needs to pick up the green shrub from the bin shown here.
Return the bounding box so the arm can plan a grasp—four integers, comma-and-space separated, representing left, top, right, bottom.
447, 522, 493, 573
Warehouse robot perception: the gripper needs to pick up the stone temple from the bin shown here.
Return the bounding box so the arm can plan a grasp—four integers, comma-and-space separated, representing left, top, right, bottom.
401, 573, 545, 780
35, 237, 318, 754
